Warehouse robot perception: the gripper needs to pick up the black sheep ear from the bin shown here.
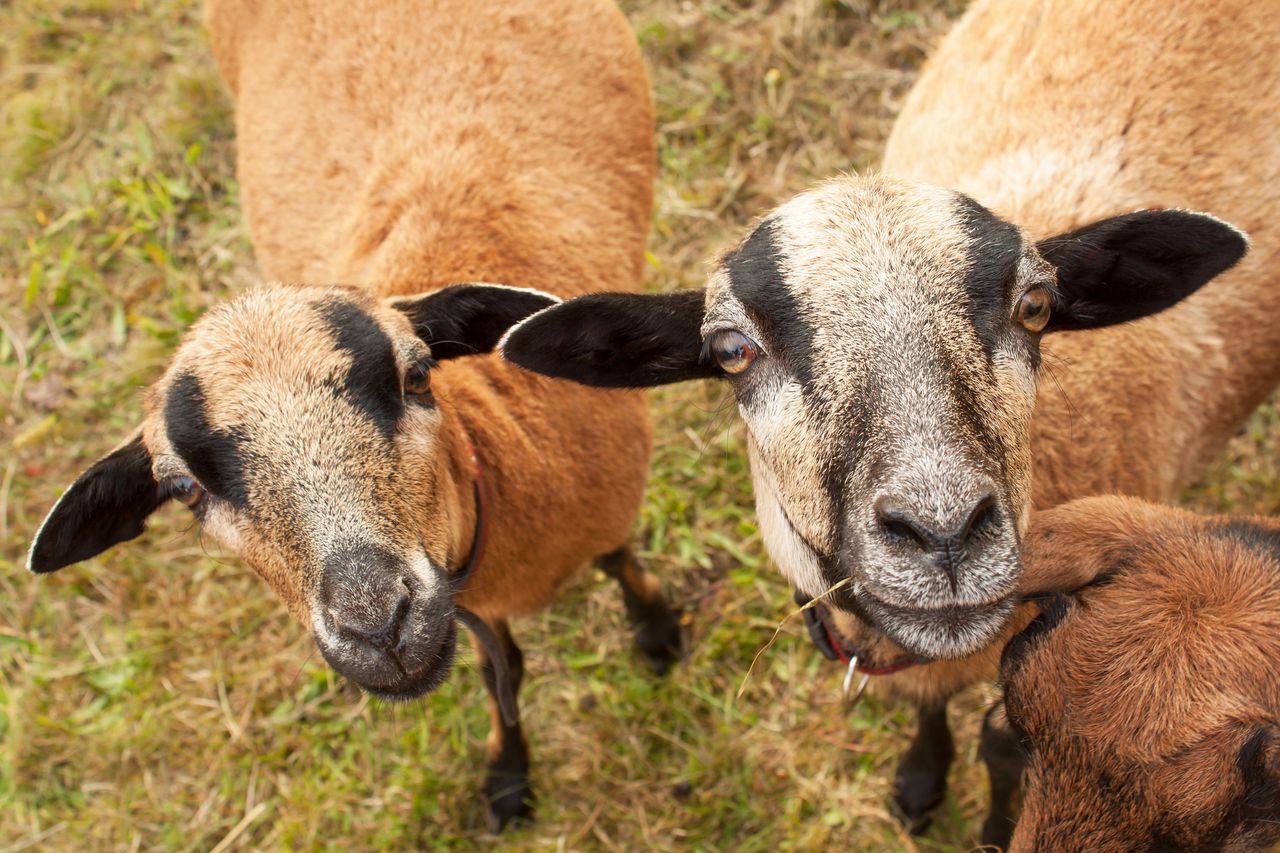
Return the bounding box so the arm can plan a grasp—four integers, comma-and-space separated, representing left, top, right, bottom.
500, 289, 721, 388
1036, 209, 1248, 332
390, 284, 560, 360
28, 431, 168, 574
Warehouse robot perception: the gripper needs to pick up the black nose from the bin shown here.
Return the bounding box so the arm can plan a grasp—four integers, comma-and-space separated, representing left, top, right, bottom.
874, 492, 998, 589
321, 547, 413, 652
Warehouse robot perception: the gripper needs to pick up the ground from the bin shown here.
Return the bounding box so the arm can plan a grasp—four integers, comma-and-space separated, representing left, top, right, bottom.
2, 1, 1278, 850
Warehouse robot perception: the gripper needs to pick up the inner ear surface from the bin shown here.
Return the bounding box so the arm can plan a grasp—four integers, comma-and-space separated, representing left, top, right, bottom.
28, 434, 167, 573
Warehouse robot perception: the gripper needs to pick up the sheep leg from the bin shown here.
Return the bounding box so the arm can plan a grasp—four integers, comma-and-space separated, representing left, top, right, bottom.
892, 698, 955, 834
473, 619, 533, 832
978, 700, 1024, 850
597, 546, 683, 675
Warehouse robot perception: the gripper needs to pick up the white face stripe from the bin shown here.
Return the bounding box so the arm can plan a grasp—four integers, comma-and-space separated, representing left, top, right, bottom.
198, 501, 244, 554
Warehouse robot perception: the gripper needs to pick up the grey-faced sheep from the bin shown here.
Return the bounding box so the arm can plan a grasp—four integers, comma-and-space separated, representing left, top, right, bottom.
1003, 495, 1280, 852
27, 0, 680, 831
501, 0, 1276, 844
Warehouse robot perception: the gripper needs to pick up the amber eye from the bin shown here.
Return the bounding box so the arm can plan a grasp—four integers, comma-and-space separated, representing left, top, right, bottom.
1015, 288, 1053, 333
404, 359, 434, 397
708, 329, 759, 375
168, 475, 204, 508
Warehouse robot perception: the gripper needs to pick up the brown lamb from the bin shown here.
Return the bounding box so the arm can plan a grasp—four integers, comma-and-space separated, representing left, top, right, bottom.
1004, 496, 1280, 851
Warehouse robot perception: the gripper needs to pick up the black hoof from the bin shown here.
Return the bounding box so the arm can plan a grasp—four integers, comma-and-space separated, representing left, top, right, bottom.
634, 604, 684, 676
891, 767, 947, 835
980, 815, 1014, 851
484, 773, 534, 833
890, 799, 936, 835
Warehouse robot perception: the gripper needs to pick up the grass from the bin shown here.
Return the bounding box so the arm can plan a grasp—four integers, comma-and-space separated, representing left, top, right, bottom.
2, 0, 1277, 850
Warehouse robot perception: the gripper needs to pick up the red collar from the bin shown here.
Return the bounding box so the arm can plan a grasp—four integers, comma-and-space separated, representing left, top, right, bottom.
447, 427, 517, 725
803, 596, 923, 676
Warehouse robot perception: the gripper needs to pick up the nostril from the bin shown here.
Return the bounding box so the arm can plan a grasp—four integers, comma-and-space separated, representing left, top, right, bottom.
331, 588, 413, 652
962, 494, 998, 545
390, 590, 411, 633
874, 496, 932, 551
874, 492, 1001, 552
884, 517, 929, 549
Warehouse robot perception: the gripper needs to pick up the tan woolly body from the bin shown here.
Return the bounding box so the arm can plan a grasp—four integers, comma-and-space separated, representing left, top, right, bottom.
200, 0, 655, 624
830, 0, 1280, 703
890, 0, 1280, 501
1006, 497, 1280, 850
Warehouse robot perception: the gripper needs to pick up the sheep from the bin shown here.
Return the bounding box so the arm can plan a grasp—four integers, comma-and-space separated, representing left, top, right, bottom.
1001, 495, 1280, 851
26, 0, 680, 831
500, 0, 1277, 844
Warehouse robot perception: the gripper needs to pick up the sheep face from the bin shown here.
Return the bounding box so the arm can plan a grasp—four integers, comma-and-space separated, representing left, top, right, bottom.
502, 174, 1247, 660
28, 283, 555, 700
696, 180, 1043, 660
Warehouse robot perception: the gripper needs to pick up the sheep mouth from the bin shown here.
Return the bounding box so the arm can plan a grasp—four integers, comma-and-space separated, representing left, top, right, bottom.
801, 598, 925, 675
858, 588, 1016, 660
335, 620, 459, 701
773, 493, 1013, 660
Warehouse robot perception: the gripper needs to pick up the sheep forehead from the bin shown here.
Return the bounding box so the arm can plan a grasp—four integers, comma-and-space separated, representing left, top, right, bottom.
705, 175, 1027, 393
175, 287, 384, 388
148, 286, 431, 512
773, 173, 976, 291
164, 287, 419, 419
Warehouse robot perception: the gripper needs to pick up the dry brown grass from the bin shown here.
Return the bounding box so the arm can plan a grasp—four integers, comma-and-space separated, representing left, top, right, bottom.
2, 1, 1277, 850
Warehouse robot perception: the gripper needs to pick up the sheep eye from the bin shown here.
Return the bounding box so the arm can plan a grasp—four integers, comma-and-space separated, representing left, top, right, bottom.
708, 330, 759, 375
167, 475, 205, 508
1015, 288, 1052, 333
404, 359, 435, 398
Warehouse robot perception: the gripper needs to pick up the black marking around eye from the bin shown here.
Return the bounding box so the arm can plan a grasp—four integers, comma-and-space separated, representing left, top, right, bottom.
725, 219, 818, 394
165, 372, 249, 509
956, 194, 1025, 359
725, 218, 871, 591
317, 300, 404, 440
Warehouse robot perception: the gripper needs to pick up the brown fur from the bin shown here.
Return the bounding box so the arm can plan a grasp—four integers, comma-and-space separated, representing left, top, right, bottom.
828, 0, 1280, 705
200, 0, 657, 622
1005, 496, 1280, 850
